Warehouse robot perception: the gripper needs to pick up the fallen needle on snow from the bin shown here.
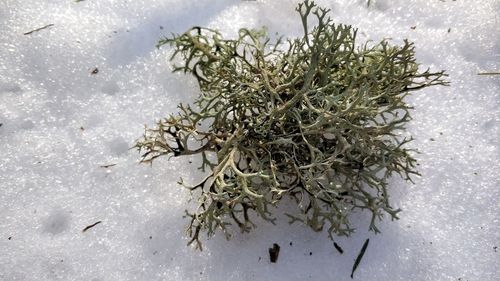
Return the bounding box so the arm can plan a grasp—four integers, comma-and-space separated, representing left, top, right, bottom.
477, 72, 500, 76
333, 242, 344, 254
351, 239, 370, 279
23, 24, 54, 35
82, 221, 102, 232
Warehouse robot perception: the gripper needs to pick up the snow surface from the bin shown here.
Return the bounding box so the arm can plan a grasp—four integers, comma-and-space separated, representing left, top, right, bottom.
0, 0, 499, 280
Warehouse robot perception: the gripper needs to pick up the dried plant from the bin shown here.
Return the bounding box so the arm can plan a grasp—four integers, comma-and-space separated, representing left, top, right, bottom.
135, 0, 448, 249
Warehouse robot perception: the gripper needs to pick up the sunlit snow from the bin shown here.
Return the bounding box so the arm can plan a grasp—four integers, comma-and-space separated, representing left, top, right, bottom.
1, 0, 499, 280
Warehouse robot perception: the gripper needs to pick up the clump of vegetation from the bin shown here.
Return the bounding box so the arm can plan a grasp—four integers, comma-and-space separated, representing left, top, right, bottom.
135, 0, 447, 249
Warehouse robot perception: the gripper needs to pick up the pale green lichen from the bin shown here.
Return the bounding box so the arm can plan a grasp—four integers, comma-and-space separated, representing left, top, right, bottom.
135, 0, 448, 249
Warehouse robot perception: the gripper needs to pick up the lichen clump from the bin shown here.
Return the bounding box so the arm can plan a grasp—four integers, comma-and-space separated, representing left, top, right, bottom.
135, 0, 447, 249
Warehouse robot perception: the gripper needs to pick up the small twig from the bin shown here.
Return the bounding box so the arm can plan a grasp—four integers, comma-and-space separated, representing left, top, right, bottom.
351, 239, 370, 279
23, 24, 54, 35
477, 72, 500, 76
99, 164, 116, 168
82, 221, 102, 232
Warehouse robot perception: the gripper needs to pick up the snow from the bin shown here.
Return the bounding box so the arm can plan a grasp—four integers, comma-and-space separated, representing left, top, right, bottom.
0, 0, 498, 280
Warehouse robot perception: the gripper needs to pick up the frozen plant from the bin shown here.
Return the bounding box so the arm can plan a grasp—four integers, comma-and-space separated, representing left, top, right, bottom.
135, 0, 448, 249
